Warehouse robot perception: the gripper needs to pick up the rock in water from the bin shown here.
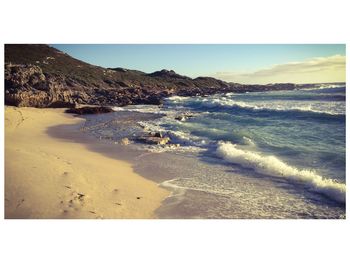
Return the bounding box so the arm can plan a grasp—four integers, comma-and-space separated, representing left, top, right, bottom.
120, 138, 130, 145
175, 112, 196, 121
137, 136, 170, 145
154, 131, 163, 138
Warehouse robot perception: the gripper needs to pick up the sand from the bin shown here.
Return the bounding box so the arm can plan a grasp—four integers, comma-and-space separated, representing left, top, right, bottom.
4, 106, 169, 219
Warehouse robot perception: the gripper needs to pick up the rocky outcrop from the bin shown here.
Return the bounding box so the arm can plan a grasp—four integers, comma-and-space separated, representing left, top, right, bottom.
65, 106, 114, 115
5, 64, 76, 107
137, 135, 170, 145
4, 63, 168, 108
5, 44, 301, 108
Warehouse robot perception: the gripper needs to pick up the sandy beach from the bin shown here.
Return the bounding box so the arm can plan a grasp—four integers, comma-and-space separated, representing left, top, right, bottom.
5, 106, 169, 219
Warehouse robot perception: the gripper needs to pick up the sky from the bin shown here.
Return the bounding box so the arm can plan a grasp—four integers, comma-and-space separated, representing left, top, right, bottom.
52, 44, 345, 84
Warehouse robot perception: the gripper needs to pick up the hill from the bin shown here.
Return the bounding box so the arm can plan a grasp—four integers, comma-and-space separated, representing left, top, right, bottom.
5, 44, 297, 107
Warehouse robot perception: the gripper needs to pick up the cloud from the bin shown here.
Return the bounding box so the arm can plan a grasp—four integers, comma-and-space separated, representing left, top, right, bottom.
213, 55, 345, 84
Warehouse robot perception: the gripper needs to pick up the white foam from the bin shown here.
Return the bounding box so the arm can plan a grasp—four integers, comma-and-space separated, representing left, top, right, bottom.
243, 136, 255, 146
191, 97, 345, 116
111, 106, 125, 111
166, 89, 345, 115
144, 144, 204, 154
166, 95, 190, 101
112, 105, 165, 114
168, 130, 193, 142
300, 84, 345, 91
216, 142, 346, 203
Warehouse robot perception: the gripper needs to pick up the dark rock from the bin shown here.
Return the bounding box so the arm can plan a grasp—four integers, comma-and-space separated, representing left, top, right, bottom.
48, 101, 76, 108
115, 81, 129, 87
175, 116, 186, 121
65, 106, 113, 115
154, 132, 163, 138
137, 136, 170, 145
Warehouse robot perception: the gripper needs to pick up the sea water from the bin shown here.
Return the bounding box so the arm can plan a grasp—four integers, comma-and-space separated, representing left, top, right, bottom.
86, 84, 346, 218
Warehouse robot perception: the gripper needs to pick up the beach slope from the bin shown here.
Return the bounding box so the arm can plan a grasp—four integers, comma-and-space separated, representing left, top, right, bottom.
5, 106, 168, 219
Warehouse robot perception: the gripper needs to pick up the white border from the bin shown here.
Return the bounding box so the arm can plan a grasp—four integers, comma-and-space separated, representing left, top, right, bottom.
1, 0, 349, 263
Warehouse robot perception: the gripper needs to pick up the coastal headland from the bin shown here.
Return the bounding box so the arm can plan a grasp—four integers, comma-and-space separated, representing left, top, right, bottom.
5, 44, 301, 109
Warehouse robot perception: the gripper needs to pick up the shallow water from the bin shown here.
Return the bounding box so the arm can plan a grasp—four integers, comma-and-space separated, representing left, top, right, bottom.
82, 84, 346, 218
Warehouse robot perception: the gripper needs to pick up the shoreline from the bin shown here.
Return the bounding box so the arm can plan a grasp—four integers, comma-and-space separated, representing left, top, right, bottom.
5, 106, 169, 219
4, 103, 345, 219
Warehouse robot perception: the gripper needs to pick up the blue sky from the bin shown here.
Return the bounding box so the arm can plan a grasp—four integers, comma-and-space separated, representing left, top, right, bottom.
51, 44, 345, 84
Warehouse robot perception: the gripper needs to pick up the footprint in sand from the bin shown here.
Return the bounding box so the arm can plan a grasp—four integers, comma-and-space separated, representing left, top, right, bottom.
60, 187, 88, 213
111, 188, 123, 207
60, 189, 103, 218
16, 199, 25, 209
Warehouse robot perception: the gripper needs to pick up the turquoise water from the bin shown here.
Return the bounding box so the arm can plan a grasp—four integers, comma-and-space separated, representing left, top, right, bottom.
141, 84, 345, 205
93, 83, 346, 218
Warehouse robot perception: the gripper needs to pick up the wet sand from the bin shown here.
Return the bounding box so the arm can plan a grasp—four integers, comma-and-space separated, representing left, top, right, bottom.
5, 106, 169, 219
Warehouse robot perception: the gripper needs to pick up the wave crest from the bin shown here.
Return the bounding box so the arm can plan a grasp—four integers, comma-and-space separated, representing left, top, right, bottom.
166, 96, 345, 116
204, 99, 343, 116
216, 142, 345, 204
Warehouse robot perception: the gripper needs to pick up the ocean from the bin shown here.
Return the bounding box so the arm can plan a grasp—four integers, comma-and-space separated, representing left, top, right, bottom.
83, 83, 346, 218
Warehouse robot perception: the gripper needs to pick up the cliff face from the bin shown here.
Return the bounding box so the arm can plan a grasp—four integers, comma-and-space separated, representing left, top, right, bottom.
5, 64, 76, 107
4, 44, 297, 108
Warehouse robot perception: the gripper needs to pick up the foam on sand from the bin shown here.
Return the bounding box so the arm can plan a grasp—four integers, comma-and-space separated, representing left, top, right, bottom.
216, 142, 345, 204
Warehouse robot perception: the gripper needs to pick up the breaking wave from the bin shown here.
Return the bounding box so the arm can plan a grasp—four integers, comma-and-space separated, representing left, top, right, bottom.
166, 95, 345, 116
299, 84, 345, 91
216, 142, 345, 204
